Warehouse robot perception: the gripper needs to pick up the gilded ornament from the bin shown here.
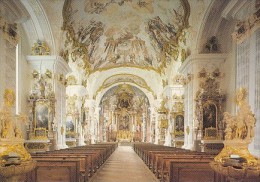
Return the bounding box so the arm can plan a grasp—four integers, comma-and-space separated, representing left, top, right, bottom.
214, 88, 259, 168
31, 40, 50, 55
32, 70, 39, 79
3, 89, 15, 108
157, 99, 168, 114
160, 119, 168, 129
61, 126, 64, 135
0, 90, 32, 166
45, 69, 52, 79
232, 8, 260, 43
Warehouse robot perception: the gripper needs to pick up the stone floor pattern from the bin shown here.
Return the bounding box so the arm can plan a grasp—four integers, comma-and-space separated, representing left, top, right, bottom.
90, 146, 159, 182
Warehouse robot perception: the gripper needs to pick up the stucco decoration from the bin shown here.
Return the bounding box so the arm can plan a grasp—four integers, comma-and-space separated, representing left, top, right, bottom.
95, 74, 155, 98
62, 0, 190, 74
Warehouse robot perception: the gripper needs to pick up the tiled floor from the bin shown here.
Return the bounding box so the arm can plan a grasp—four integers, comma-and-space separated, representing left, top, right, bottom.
90, 146, 159, 182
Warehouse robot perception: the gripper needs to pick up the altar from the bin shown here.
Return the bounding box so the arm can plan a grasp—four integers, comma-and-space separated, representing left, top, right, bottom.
116, 130, 133, 142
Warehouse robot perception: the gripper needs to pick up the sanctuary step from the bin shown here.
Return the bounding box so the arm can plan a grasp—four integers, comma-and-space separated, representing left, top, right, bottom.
90, 146, 159, 182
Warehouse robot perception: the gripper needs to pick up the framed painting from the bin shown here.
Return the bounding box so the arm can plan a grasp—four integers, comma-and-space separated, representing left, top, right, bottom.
35, 100, 49, 130
66, 115, 75, 132
203, 102, 217, 130
175, 114, 184, 132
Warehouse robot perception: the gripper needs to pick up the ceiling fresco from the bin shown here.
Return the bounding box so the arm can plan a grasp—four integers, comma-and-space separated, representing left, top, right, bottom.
62, 0, 190, 74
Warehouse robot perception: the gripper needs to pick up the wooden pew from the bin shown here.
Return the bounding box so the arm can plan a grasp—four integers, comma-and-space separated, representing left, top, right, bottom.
31, 154, 91, 181
132, 143, 227, 182
28, 158, 81, 182
159, 154, 216, 181
27, 142, 118, 182
168, 158, 226, 182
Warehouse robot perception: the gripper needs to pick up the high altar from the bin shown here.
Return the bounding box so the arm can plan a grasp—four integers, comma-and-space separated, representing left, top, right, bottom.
100, 84, 149, 143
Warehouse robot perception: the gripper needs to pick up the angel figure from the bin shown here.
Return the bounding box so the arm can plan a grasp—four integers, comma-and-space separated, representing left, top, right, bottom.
246, 114, 256, 139
235, 118, 247, 139
223, 112, 235, 140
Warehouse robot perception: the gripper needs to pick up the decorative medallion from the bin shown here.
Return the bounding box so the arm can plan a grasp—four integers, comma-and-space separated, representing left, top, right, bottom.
31, 40, 50, 55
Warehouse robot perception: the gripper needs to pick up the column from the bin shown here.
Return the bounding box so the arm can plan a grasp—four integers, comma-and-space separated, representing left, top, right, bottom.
84, 99, 96, 143
66, 85, 87, 146
142, 113, 146, 142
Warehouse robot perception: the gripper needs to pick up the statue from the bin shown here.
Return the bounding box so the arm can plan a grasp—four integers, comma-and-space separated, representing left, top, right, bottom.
1, 125, 8, 138
0, 89, 32, 166
214, 88, 258, 167
223, 112, 235, 140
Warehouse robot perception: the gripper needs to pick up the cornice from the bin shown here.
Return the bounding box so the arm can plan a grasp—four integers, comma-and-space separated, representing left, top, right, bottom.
178, 53, 227, 73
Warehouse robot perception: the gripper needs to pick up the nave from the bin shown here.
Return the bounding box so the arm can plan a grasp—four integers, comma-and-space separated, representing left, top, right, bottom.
90, 146, 159, 182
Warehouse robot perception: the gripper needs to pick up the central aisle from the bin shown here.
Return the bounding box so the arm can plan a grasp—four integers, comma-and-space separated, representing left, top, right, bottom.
90, 146, 159, 182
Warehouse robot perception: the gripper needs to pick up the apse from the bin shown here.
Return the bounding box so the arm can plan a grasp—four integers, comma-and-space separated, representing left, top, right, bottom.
98, 84, 150, 142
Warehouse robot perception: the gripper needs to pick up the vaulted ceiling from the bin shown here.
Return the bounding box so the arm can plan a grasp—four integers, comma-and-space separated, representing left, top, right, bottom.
62, 0, 190, 74
2, 0, 252, 101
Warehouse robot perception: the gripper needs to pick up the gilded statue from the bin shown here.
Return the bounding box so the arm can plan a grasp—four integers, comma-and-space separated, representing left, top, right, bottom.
214, 88, 258, 167
3, 89, 15, 108
1, 125, 8, 138
14, 127, 23, 138
222, 88, 255, 141
0, 89, 32, 165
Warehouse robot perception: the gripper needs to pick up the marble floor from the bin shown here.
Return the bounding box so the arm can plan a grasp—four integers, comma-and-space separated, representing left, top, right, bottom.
90, 146, 159, 182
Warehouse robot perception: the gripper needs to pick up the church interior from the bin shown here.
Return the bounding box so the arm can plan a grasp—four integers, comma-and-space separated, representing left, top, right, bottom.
0, 0, 260, 181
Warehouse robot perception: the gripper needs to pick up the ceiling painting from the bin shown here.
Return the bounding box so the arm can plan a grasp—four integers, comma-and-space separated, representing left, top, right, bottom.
62, 0, 190, 74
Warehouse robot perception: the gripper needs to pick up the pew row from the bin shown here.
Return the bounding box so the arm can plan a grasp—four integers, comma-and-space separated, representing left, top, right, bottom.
133, 143, 227, 182
25, 142, 118, 182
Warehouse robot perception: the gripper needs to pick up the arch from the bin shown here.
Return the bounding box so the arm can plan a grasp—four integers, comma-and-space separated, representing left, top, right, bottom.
95, 82, 155, 109
20, 0, 55, 54
195, 0, 244, 53
86, 67, 163, 99
94, 74, 156, 99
